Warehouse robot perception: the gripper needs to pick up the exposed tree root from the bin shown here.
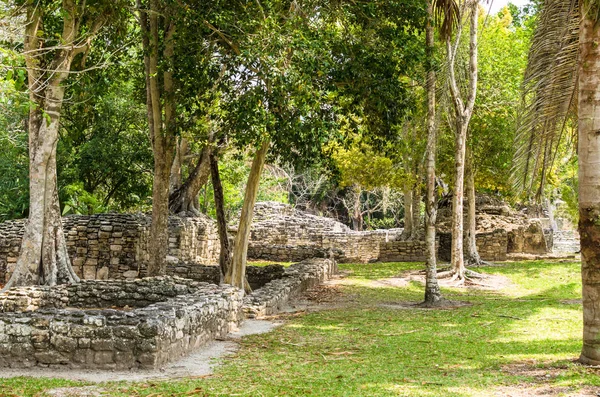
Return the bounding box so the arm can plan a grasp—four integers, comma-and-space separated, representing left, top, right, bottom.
465, 257, 494, 268
434, 266, 492, 287
417, 297, 448, 309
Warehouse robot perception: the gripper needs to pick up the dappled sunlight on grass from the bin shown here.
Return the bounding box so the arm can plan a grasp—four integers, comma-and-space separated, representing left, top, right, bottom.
493, 306, 581, 343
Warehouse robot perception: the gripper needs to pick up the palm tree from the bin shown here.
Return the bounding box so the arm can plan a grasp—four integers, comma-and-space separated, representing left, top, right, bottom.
515, 0, 600, 364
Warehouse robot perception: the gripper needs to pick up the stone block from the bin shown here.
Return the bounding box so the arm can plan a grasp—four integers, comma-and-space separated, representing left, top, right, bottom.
52, 335, 78, 353
123, 270, 138, 279
35, 351, 69, 365
91, 338, 114, 351
83, 266, 96, 280
94, 351, 114, 365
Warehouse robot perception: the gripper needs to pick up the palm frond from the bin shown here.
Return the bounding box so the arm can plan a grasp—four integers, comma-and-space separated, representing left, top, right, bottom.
433, 0, 460, 40
512, 0, 579, 199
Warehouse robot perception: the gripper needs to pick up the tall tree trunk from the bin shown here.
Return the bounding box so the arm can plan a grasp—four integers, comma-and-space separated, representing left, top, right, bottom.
578, 12, 600, 366
401, 183, 413, 240
411, 184, 421, 239
226, 141, 270, 291
450, 119, 468, 279
170, 137, 189, 194
4, 3, 84, 289
351, 185, 363, 231
423, 0, 442, 305
464, 151, 483, 266
169, 144, 211, 215
447, 0, 479, 281
141, 3, 177, 277
210, 151, 231, 280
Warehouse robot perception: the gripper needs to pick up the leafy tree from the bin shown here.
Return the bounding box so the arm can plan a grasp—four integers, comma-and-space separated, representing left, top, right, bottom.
0, 64, 29, 221
59, 77, 153, 214
423, 0, 443, 306
1, 0, 127, 289
435, 0, 481, 280
331, 143, 405, 230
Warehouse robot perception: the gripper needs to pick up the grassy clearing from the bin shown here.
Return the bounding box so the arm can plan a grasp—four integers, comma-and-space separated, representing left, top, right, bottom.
1, 260, 598, 397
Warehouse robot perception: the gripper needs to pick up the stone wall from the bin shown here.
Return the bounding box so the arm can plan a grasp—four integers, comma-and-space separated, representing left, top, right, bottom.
0, 277, 243, 369
437, 230, 508, 262
243, 258, 337, 318
0, 213, 220, 283
244, 202, 516, 263
0, 258, 337, 369
167, 263, 286, 291
242, 202, 403, 263
506, 220, 550, 255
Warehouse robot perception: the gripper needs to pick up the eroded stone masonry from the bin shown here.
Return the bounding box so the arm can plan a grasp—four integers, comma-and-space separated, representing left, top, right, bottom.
0, 277, 243, 369
0, 202, 558, 283
242, 202, 554, 263
0, 213, 220, 283
0, 258, 336, 369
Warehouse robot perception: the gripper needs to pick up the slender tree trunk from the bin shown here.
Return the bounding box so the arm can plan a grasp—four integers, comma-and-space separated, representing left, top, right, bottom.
210, 151, 231, 280
142, 4, 177, 276
351, 185, 363, 231
411, 184, 421, 239
450, 119, 468, 279
447, 0, 479, 281
464, 151, 483, 266
169, 144, 211, 215
401, 183, 413, 240
170, 137, 189, 194
226, 141, 270, 291
4, 3, 83, 289
578, 13, 600, 366
423, 0, 442, 305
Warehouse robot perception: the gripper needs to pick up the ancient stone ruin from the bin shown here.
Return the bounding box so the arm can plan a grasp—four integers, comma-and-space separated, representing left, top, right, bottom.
0, 258, 336, 369
0, 202, 568, 284
0, 199, 574, 370
242, 202, 558, 263
0, 213, 220, 284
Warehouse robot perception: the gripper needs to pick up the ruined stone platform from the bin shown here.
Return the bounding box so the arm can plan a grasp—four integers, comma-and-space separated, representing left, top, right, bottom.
0, 258, 337, 370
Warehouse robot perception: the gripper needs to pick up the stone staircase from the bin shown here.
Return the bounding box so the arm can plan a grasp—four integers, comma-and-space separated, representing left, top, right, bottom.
553, 230, 580, 254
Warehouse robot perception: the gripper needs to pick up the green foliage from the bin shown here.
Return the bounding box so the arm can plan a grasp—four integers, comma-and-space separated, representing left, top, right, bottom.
437, 5, 534, 198
548, 150, 579, 224
332, 143, 405, 190
470, 9, 533, 195
198, 150, 289, 221
61, 183, 107, 216
0, 58, 30, 221
59, 76, 153, 214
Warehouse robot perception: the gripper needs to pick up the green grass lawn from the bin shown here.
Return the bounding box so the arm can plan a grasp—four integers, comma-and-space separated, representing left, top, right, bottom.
1, 260, 598, 397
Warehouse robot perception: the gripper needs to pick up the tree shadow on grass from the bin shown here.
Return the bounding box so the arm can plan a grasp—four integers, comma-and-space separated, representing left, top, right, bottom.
273, 261, 587, 396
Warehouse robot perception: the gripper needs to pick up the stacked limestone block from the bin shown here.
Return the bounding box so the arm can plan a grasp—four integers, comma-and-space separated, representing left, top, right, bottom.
378, 240, 431, 262
241, 202, 403, 263
0, 277, 243, 369
167, 263, 286, 290
0, 213, 220, 283
243, 258, 337, 318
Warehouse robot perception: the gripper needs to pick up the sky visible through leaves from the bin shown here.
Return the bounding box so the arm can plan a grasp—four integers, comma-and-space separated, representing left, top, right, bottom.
489, 0, 531, 14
